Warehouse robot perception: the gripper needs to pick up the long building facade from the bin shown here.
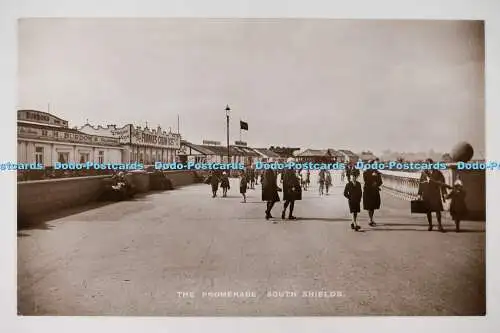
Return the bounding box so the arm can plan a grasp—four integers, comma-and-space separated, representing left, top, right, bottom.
79, 123, 181, 164
17, 110, 123, 166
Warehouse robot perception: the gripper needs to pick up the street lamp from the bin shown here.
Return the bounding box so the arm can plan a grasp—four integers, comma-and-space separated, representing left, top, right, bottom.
225, 104, 231, 164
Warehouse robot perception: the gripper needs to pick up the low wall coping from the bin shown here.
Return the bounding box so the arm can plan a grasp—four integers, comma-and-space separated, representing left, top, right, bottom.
17, 170, 196, 185
18, 175, 111, 185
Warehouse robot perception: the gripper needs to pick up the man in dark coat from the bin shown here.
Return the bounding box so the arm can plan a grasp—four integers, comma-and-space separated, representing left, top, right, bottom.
363, 161, 383, 226
210, 170, 220, 198
281, 167, 301, 220
262, 169, 280, 221
418, 159, 447, 232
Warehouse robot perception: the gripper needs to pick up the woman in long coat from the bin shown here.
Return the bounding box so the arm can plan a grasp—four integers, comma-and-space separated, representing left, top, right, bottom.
220, 172, 230, 197
262, 169, 280, 220
281, 168, 301, 220
445, 179, 467, 232
210, 170, 220, 198
418, 159, 447, 232
325, 170, 332, 195
344, 172, 363, 231
363, 162, 383, 226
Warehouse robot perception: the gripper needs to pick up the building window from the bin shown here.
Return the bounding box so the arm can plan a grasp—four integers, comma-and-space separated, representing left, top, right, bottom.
64, 132, 69, 139
35, 147, 43, 164
58, 152, 69, 163
41, 129, 48, 136
98, 151, 104, 163
79, 153, 90, 163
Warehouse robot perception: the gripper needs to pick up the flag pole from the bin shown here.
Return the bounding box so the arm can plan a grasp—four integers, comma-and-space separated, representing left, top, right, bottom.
239, 119, 242, 142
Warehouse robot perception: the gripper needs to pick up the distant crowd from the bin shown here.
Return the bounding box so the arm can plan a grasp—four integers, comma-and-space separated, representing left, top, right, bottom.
205, 158, 467, 233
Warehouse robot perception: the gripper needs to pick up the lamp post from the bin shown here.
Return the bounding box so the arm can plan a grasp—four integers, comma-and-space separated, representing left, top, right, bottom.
225, 105, 231, 164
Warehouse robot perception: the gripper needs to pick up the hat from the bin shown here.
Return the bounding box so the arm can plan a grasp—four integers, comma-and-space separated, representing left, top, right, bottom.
454, 179, 463, 187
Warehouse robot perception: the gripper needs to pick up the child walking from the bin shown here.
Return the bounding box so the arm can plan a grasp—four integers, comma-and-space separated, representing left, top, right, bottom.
220, 172, 230, 197
240, 170, 248, 203
446, 179, 468, 232
344, 173, 363, 231
318, 169, 325, 196
325, 170, 332, 195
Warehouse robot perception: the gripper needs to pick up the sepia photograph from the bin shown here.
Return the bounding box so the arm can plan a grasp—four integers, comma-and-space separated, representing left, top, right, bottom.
15, 17, 486, 317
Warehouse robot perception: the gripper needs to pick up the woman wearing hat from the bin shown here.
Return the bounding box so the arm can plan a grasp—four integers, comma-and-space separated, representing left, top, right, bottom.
362, 160, 383, 226
262, 168, 281, 221
210, 170, 220, 198
281, 158, 301, 220
445, 179, 468, 232
418, 158, 447, 232
220, 171, 230, 197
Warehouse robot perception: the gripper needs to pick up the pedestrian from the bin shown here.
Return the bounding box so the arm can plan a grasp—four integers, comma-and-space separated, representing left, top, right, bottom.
300, 169, 308, 190
318, 169, 325, 195
220, 171, 230, 197
418, 158, 448, 232
445, 179, 468, 232
240, 170, 248, 203
306, 170, 311, 190
325, 170, 332, 195
362, 160, 383, 226
345, 164, 351, 183
248, 167, 256, 189
281, 162, 301, 220
262, 168, 281, 221
344, 172, 363, 231
210, 170, 220, 198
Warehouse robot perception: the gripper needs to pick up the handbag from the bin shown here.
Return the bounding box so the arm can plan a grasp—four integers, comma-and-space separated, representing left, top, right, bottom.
410, 199, 428, 214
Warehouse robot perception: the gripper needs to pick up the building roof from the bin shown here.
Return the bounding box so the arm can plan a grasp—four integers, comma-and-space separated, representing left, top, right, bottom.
297, 149, 330, 157
17, 121, 121, 146
182, 141, 218, 155
18, 109, 67, 123
232, 146, 261, 157
198, 145, 241, 156
18, 121, 80, 133
326, 149, 344, 158
358, 151, 378, 161
338, 149, 357, 157
253, 148, 281, 158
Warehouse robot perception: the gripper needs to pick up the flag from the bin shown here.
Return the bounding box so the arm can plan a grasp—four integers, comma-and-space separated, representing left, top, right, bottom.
240, 121, 248, 131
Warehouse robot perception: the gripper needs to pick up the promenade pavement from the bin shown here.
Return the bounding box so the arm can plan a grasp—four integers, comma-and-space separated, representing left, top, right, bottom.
17, 173, 485, 316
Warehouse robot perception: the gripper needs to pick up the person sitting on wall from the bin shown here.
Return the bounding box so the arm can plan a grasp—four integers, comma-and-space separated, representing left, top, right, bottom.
110, 171, 136, 200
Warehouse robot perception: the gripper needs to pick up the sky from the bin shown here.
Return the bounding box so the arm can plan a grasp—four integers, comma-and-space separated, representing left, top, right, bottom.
18, 18, 485, 156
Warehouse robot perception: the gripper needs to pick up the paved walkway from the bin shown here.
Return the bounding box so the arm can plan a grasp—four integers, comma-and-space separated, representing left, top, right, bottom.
18, 175, 485, 316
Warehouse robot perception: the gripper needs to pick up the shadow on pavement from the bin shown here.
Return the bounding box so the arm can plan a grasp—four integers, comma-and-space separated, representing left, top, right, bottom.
18, 200, 115, 231
294, 217, 352, 222
367, 228, 484, 233
376, 222, 429, 227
